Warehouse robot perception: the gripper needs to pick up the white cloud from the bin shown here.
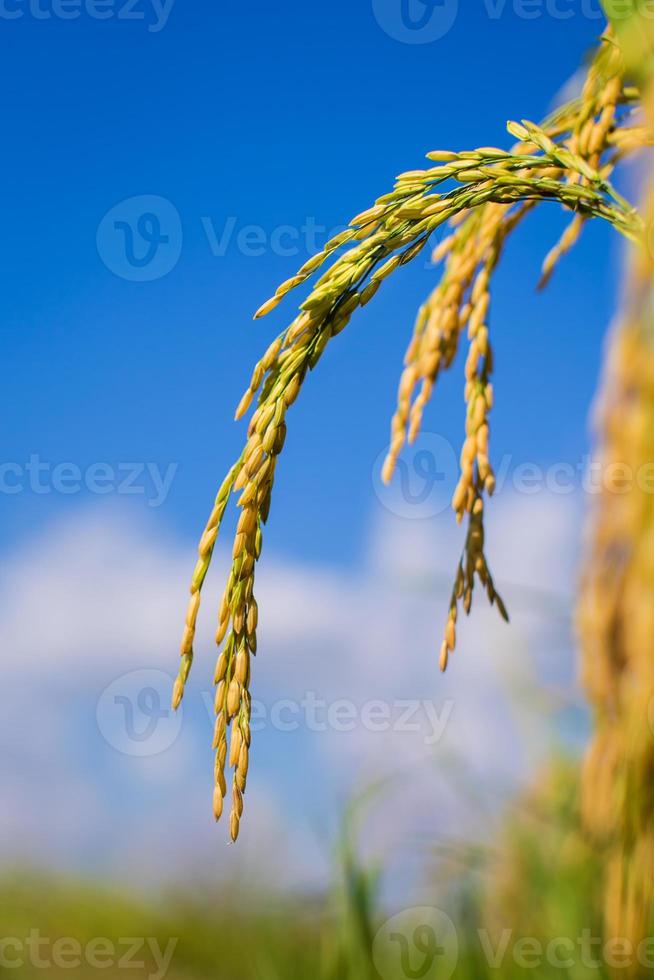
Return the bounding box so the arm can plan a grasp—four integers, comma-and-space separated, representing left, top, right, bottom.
0, 491, 586, 898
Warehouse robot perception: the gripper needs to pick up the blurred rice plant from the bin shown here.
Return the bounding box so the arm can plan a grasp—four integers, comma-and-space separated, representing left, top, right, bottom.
3, 758, 649, 979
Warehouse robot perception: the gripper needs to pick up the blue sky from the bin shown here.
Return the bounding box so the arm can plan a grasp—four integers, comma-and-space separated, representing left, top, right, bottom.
0, 0, 621, 564
0, 1, 627, 892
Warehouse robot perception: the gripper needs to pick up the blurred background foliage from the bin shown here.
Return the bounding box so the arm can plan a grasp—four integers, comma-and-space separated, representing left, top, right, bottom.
4, 755, 645, 979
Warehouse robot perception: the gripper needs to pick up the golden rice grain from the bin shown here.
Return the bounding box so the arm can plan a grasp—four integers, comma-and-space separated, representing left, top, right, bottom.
173, 27, 649, 841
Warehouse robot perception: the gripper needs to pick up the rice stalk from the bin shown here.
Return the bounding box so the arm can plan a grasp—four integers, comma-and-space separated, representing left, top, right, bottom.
578, 132, 654, 979
386, 34, 641, 668
173, 28, 649, 835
